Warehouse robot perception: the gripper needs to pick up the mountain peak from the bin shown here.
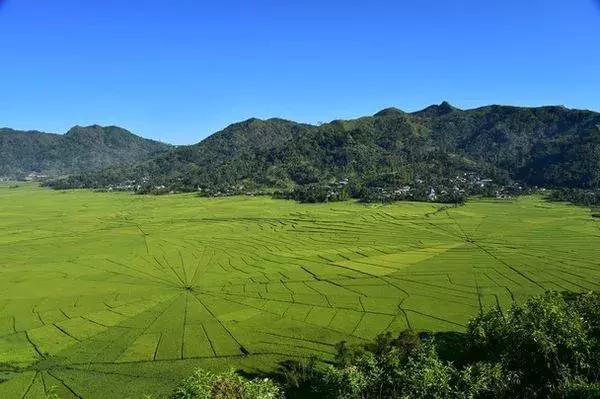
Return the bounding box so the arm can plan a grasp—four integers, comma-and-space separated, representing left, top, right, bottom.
412, 101, 460, 118
439, 101, 454, 111
66, 124, 104, 135
374, 107, 405, 117
65, 125, 134, 138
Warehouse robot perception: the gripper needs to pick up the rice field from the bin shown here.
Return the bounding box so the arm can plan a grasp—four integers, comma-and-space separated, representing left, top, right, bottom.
1, 184, 599, 398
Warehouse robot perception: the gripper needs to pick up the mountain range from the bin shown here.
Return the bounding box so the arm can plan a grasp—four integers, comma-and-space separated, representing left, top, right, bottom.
3, 103, 599, 202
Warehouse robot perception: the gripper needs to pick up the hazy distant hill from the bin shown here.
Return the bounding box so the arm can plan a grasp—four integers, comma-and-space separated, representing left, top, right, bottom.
43, 104, 600, 200
0, 125, 171, 178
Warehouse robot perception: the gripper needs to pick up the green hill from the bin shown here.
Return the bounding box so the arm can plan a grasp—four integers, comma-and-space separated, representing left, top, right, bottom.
0, 125, 171, 178
43, 104, 600, 200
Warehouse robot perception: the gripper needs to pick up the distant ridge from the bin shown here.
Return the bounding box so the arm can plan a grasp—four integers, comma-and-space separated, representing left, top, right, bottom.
0, 125, 171, 178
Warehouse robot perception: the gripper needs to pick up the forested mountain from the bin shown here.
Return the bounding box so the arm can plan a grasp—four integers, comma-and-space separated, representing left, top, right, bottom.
0, 125, 170, 178
44, 104, 600, 201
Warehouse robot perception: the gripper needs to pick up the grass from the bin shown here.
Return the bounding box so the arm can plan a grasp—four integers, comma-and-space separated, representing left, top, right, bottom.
0, 184, 599, 398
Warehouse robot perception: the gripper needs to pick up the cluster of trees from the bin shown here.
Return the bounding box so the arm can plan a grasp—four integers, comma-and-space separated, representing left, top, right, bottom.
156, 291, 600, 399
549, 188, 600, 208
275, 184, 350, 203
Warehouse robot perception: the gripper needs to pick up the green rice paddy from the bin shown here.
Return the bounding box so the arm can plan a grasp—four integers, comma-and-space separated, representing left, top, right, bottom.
1, 184, 599, 398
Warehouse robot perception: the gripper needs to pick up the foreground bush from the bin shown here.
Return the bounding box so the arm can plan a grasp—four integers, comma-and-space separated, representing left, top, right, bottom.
466, 291, 596, 397
302, 337, 510, 399
167, 369, 282, 399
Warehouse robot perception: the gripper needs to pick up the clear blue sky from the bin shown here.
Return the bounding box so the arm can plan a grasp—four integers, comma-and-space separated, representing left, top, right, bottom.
1, 0, 599, 144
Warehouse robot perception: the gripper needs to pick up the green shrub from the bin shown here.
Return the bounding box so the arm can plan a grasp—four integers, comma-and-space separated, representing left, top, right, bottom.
168, 369, 282, 399
277, 357, 320, 398
556, 378, 600, 399
467, 292, 593, 396
316, 340, 509, 399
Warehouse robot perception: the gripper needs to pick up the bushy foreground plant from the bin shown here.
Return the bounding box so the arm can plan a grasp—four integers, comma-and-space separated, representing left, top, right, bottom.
165, 369, 282, 399
466, 291, 600, 397
309, 336, 508, 399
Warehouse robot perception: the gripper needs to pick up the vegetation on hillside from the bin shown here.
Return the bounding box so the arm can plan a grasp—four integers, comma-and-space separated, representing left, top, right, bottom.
0, 125, 170, 178
44, 104, 600, 203
160, 291, 600, 399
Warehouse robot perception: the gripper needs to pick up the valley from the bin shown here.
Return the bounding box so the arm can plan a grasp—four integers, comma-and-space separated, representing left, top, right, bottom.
1, 184, 599, 398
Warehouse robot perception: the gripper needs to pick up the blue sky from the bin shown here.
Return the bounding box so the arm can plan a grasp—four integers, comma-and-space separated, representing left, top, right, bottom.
1, 0, 599, 144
